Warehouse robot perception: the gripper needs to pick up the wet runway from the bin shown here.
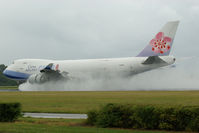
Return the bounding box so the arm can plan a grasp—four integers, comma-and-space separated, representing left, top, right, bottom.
0, 89, 19, 92
23, 113, 88, 119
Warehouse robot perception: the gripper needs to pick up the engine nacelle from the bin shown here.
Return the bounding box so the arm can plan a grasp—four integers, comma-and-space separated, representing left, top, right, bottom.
28, 73, 49, 84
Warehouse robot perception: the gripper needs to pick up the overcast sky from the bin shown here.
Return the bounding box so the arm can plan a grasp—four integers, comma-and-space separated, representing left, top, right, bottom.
0, 0, 198, 65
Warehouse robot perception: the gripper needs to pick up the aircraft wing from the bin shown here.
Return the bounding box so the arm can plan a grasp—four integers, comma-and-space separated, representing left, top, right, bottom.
40, 63, 59, 73
28, 63, 69, 84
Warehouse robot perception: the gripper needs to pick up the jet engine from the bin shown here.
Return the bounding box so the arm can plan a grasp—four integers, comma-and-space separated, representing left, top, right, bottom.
27, 71, 69, 84
28, 73, 50, 84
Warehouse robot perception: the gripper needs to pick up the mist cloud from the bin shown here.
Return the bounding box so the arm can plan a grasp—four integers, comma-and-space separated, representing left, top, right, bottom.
19, 58, 199, 91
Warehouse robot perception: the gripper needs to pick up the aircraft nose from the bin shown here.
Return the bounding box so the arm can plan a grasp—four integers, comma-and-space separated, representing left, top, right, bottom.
3, 67, 30, 80
3, 67, 13, 78
3, 69, 9, 77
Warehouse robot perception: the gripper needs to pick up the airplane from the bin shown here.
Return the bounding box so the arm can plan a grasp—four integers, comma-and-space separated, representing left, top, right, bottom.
3, 21, 179, 84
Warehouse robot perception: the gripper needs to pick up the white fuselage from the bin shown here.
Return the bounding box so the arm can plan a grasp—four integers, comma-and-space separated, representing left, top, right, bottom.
3, 56, 175, 81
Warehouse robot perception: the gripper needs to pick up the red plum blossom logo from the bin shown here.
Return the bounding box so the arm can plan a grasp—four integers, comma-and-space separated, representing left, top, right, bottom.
150, 32, 172, 54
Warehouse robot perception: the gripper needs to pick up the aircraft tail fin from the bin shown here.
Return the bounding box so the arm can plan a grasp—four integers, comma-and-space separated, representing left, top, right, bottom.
137, 21, 179, 57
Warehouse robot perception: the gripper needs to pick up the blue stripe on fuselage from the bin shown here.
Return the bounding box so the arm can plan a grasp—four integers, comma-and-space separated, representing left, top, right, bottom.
3, 70, 30, 80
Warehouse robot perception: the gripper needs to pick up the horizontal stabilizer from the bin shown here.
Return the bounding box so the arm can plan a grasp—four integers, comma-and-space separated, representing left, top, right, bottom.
142, 56, 167, 65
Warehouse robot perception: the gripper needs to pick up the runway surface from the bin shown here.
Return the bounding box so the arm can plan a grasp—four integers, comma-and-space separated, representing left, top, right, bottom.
0, 89, 19, 92
23, 113, 88, 119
